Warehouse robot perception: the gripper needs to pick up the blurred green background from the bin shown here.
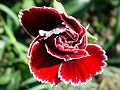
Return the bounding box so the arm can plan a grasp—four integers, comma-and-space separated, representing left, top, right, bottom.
0, 0, 120, 90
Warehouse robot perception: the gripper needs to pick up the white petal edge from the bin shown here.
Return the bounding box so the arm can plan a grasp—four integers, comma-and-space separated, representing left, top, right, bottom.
87, 44, 108, 75
28, 60, 62, 87
58, 63, 92, 86
27, 41, 61, 87
87, 44, 108, 61
58, 44, 108, 86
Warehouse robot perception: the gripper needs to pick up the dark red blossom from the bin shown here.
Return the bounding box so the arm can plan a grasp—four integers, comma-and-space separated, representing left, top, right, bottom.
19, 7, 107, 86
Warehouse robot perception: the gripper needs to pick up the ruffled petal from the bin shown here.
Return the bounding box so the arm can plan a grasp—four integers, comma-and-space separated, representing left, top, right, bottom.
67, 50, 89, 59
78, 36, 87, 49
45, 44, 70, 61
80, 44, 107, 75
61, 13, 85, 34
59, 61, 91, 86
29, 41, 63, 85
86, 44, 107, 61
19, 7, 62, 37
28, 35, 45, 57
45, 44, 88, 61
59, 44, 107, 85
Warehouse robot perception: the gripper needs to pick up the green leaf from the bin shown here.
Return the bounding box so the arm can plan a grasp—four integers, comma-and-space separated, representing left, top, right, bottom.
85, 23, 97, 43
0, 3, 19, 27
0, 59, 22, 67
0, 27, 4, 34
7, 71, 21, 90
0, 68, 12, 85
51, 0, 66, 13
0, 15, 28, 63
6, 15, 18, 31
12, 2, 22, 13
0, 40, 5, 60
27, 84, 50, 90
22, 0, 35, 9
87, 32, 97, 43
64, 0, 90, 15
17, 42, 28, 52
0, 35, 11, 45
106, 58, 120, 64
21, 77, 37, 87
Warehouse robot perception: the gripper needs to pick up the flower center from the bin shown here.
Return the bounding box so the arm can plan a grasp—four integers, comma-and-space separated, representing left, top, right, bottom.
54, 24, 80, 53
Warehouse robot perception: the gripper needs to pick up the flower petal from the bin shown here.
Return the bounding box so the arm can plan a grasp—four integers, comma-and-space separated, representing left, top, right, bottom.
86, 44, 107, 61
45, 44, 88, 61
80, 44, 107, 75
28, 35, 45, 57
67, 50, 89, 59
78, 36, 87, 49
45, 43, 70, 61
61, 13, 85, 34
19, 7, 62, 37
59, 44, 107, 85
59, 61, 91, 86
29, 41, 63, 85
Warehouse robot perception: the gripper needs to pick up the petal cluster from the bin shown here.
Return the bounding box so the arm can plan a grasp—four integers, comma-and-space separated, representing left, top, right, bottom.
19, 7, 107, 86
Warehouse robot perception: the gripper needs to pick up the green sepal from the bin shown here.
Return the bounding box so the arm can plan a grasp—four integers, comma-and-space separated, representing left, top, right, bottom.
51, 0, 66, 13
87, 31, 97, 43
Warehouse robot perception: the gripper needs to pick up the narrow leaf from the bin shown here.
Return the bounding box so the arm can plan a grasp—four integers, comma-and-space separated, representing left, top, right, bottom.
21, 77, 37, 87
7, 71, 21, 90
0, 40, 5, 60
0, 3, 19, 27
22, 0, 35, 9
27, 84, 50, 90
0, 68, 12, 85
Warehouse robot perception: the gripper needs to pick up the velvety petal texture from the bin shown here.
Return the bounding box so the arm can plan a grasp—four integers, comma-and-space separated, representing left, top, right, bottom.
82, 44, 107, 75
19, 7, 62, 37
29, 41, 63, 85
19, 7, 108, 86
60, 13, 85, 34
59, 44, 107, 85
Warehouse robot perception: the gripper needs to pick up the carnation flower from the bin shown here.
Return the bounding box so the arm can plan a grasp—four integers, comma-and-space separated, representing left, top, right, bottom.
19, 7, 107, 86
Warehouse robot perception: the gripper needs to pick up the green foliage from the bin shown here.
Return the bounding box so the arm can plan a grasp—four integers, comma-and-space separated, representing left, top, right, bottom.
64, 0, 91, 16
51, 0, 66, 13
0, 68, 12, 85
0, 40, 5, 60
0, 0, 120, 90
7, 71, 21, 90
22, 0, 35, 9
0, 3, 19, 28
87, 32, 97, 43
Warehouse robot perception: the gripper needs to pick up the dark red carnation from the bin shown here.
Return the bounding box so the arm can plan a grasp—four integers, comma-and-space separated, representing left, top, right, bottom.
19, 7, 107, 86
